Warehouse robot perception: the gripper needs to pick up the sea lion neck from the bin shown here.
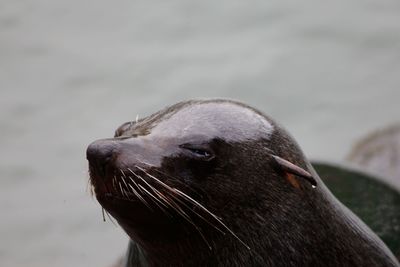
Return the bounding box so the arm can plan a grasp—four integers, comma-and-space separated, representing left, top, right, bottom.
122, 223, 266, 267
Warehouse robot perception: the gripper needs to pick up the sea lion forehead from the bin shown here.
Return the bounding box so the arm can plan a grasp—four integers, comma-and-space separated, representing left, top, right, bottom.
150, 100, 275, 142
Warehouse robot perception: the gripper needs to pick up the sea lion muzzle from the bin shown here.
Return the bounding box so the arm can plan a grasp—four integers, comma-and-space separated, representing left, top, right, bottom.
86, 139, 118, 179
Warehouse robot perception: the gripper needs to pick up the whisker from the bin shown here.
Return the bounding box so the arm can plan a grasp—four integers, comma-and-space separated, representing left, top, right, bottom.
113, 176, 118, 192
127, 184, 153, 211
136, 167, 226, 234
167, 196, 213, 250
141, 184, 171, 212
128, 176, 142, 192
173, 188, 250, 250
167, 191, 226, 235
119, 182, 128, 198
147, 185, 212, 250
137, 160, 199, 195
117, 174, 154, 211
131, 165, 250, 250
91, 186, 95, 197
86, 176, 97, 199
130, 170, 174, 211
138, 184, 169, 214
127, 169, 145, 194
102, 208, 106, 222
138, 178, 176, 217
121, 175, 130, 190
134, 168, 216, 250
86, 178, 92, 195
135, 166, 175, 191
105, 210, 118, 227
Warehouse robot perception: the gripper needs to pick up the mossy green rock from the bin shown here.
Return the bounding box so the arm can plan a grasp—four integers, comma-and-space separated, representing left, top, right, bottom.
313, 162, 400, 259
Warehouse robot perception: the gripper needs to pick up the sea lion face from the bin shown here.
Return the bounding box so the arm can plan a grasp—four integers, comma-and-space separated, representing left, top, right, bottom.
86, 99, 311, 247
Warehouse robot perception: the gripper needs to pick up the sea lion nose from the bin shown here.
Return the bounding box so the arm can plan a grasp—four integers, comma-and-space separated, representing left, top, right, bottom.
86, 139, 117, 177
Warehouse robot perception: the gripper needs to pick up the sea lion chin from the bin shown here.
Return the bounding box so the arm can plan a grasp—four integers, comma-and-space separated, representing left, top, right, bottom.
87, 99, 399, 267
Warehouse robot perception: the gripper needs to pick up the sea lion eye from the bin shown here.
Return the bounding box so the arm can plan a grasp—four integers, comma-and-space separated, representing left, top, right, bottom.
180, 144, 214, 160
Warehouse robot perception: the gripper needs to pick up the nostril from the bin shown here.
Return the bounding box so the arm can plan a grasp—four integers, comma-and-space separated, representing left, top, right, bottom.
86, 140, 117, 177
87, 140, 115, 160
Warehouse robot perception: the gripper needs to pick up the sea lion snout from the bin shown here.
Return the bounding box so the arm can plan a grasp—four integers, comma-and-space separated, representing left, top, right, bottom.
87, 137, 166, 184
87, 139, 119, 178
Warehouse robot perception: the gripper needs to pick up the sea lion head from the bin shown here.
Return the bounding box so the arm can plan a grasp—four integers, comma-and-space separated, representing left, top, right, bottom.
86, 99, 317, 263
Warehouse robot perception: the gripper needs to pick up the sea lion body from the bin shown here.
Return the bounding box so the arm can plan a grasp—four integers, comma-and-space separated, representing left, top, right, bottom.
347, 124, 400, 191
87, 99, 399, 267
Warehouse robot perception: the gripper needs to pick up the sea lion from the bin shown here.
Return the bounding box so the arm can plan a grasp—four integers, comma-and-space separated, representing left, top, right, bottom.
347, 124, 400, 191
87, 99, 399, 267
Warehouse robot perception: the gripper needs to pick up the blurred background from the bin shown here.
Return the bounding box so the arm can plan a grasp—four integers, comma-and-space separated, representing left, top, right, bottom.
1, 0, 399, 266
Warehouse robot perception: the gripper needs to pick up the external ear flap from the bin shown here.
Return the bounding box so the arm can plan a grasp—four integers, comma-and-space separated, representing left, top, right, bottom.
271, 155, 317, 187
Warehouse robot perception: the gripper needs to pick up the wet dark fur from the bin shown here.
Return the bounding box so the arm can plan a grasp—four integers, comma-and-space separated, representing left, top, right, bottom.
87, 99, 399, 267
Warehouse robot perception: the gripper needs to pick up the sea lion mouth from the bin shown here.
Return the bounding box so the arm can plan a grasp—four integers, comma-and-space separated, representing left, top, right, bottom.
88, 163, 161, 208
